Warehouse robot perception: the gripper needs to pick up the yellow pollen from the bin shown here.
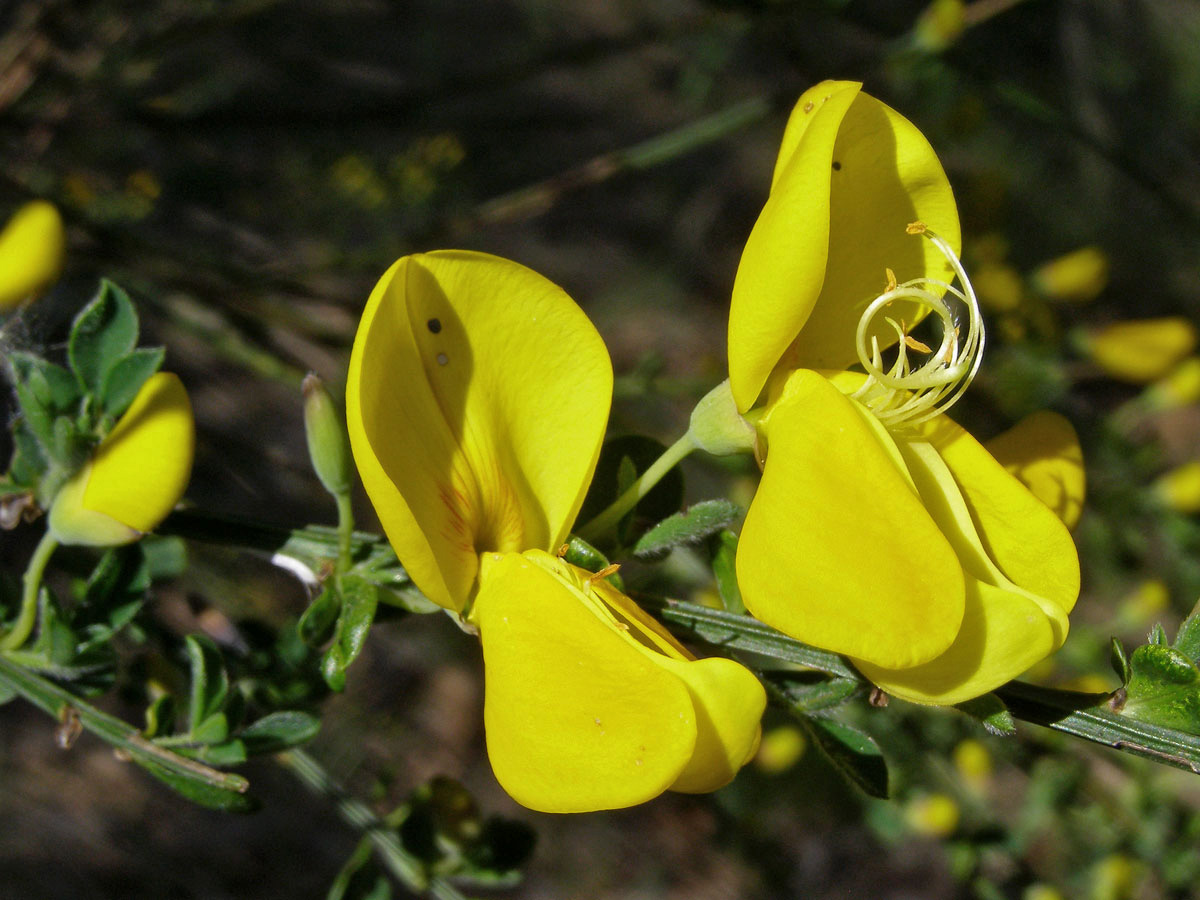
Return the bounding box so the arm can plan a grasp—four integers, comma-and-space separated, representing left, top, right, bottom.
885, 268, 898, 292
905, 220, 927, 235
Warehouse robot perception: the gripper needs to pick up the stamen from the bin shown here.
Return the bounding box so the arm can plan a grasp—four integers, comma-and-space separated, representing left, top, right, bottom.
852, 224, 984, 428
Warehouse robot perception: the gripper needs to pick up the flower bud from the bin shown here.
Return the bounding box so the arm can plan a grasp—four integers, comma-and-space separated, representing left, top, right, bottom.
49, 372, 194, 546
1140, 357, 1200, 411
903, 792, 959, 838
0, 200, 66, 311
303, 373, 353, 497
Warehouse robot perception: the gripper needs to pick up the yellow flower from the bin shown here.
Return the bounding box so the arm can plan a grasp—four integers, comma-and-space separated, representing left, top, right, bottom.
1078, 317, 1197, 384
727, 81, 1081, 705
49, 372, 194, 546
346, 251, 764, 812
0, 200, 66, 311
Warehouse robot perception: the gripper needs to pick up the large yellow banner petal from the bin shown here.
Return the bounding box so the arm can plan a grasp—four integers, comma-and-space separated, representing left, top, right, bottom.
738, 370, 964, 668
346, 252, 612, 612
788, 92, 960, 371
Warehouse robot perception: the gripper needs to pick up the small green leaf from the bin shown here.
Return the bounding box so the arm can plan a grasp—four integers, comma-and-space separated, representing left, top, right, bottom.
188, 738, 247, 767
8, 422, 47, 489
321, 576, 378, 691
0, 683, 16, 706
100, 346, 165, 418
240, 710, 321, 755
955, 693, 1017, 736
1174, 603, 1200, 662
1149, 623, 1169, 646
632, 499, 741, 559
1111, 636, 1132, 685
773, 674, 862, 714
132, 755, 256, 812
801, 717, 889, 799
69, 280, 139, 397
185, 634, 230, 731
299, 585, 340, 647
30, 589, 78, 666
9, 352, 81, 411
710, 529, 744, 614
193, 711, 230, 744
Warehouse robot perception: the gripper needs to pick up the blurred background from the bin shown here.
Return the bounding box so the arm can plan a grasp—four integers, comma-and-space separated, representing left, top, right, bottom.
3, 0, 1200, 897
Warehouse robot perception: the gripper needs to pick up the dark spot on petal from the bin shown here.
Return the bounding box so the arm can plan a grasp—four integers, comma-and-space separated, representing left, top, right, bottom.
427, 318, 442, 333
832, 161, 842, 171
436, 353, 449, 366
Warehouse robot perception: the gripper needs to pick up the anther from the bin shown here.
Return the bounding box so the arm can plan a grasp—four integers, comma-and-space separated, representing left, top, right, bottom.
587, 563, 621, 584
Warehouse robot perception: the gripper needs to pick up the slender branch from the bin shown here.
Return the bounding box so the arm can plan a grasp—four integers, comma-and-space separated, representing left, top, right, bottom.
161, 508, 1200, 776
0, 653, 250, 808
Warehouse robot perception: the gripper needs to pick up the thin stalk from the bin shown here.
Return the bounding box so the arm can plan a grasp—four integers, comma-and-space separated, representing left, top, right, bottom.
335, 492, 355, 575
576, 432, 696, 544
162, 508, 1200, 776
0, 530, 58, 651
278, 749, 470, 900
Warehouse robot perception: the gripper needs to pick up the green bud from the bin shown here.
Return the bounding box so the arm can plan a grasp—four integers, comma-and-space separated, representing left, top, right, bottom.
302, 373, 353, 497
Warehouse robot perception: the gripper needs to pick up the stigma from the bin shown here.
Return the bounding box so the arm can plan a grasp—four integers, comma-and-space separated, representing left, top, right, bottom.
851, 223, 984, 429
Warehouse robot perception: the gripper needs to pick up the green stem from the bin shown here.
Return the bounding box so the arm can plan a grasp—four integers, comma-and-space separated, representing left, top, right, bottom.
159, 508, 1200, 777
278, 749, 469, 900
0, 530, 58, 652
576, 432, 696, 544
0, 653, 250, 809
335, 492, 355, 575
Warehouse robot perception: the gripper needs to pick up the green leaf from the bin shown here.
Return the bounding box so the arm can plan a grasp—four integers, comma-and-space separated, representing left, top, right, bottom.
710, 529, 744, 614
187, 738, 247, 767
321, 576, 378, 691
0, 683, 16, 706
801, 717, 889, 799
9, 352, 81, 411
185, 634, 230, 731
69, 280, 139, 397
9, 353, 83, 459
632, 499, 741, 559
193, 711, 230, 744
8, 422, 47, 489
955, 693, 1017, 736
1111, 636, 1132, 685
773, 674, 862, 714
30, 589, 79, 666
1174, 603, 1200, 662
100, 346, 165, 418
240, 710, 321, 755
299, 585, 340, 647
1120, 642, 1200, 732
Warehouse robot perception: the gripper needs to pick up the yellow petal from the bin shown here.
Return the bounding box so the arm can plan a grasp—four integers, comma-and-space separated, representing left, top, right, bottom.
474, 551, 697, 813
788, 90, 960, 372
83, 372, 194, 533
738, 370, 964, 668
1081, 317, 1198, 384
0, 201, 66, 311
729, 82, 859, 412
854, 577, 1057, 705
346, 252, 612, 612
912, 417, 1079, 617
984, 410, 1085, 530
1030, 246, 1108, 304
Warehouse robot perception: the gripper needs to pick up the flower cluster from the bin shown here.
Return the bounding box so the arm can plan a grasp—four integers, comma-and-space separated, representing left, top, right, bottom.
347, 80, 1083, 810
